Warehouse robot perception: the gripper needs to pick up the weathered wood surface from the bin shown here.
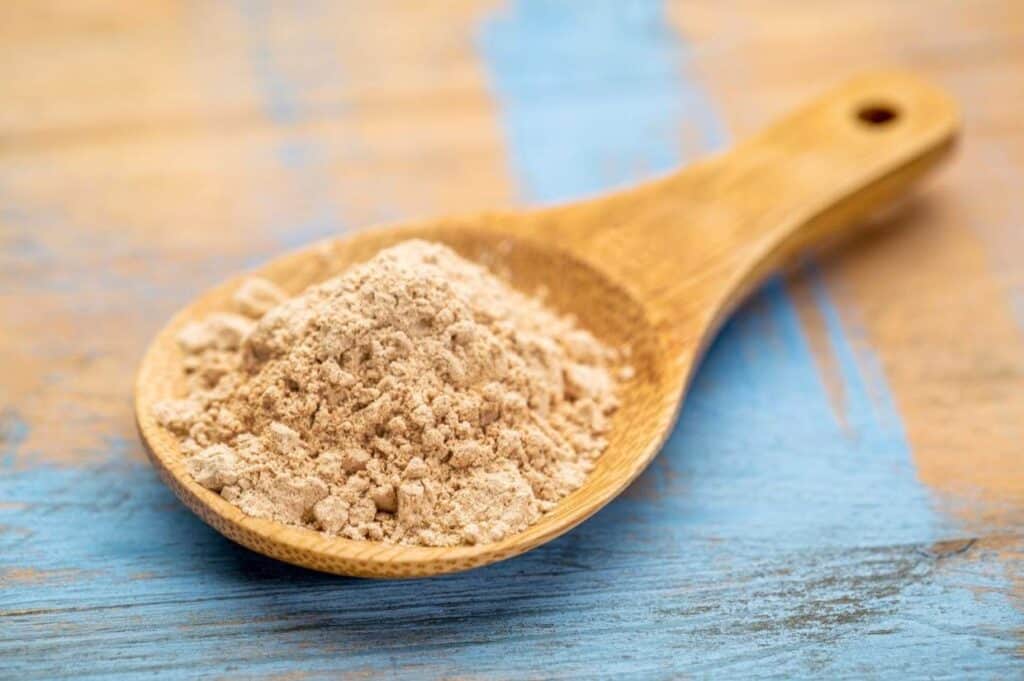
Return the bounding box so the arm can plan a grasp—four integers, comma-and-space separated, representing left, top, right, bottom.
2, 1, 1022, 678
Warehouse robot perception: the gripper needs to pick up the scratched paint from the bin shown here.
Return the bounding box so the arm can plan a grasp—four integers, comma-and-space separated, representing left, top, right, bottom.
0, 410, 29, 468
0, 3, 272, 467
480, 0, 725, 201
890, 152, 1024, 525
667, 0, 1024, 531
3, 1, 1024, 678
225, 1, 514, 247
479, 0, 1019, 666
305, 0, 513, 223
3, 445, 1023, 678
660, 0, 1024, 632
481, 0, 934, 543
237, 1, 343, 249
666, 0, 1024, 661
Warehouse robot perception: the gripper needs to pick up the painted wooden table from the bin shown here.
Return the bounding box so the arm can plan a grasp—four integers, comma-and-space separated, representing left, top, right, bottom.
2, 1, 1023, 678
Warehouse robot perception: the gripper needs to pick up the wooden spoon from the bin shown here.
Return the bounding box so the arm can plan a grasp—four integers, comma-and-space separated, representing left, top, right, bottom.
136, 71, 958, 578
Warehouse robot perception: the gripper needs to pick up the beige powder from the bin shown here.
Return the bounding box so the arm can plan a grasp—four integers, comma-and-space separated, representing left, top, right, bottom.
155, 240, 624, 546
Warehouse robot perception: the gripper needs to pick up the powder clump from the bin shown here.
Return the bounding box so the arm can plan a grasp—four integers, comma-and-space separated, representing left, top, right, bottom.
155, 240, 625, 546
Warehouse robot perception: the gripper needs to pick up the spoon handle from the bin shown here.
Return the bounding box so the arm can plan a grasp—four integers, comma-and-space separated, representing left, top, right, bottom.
533, 71, 960, 340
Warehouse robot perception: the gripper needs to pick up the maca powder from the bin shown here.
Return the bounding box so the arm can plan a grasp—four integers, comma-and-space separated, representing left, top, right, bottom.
155, 240, 627, 546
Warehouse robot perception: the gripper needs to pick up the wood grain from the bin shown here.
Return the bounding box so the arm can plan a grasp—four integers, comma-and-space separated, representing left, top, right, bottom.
135, 72, 956, 578
2, 0, 1023, 676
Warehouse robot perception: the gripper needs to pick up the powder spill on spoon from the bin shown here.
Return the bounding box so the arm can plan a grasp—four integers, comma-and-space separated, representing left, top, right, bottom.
154, 240, 628, 546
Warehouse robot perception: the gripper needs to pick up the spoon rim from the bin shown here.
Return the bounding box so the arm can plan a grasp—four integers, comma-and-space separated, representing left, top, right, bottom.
134, 222, 687, 578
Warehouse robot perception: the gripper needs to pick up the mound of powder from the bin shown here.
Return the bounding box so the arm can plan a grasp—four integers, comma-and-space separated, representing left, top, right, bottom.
154, 240, 625, 546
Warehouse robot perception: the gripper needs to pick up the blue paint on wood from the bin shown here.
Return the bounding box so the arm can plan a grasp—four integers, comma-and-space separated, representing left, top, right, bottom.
476, 0, 1022, 669
2, 2, 1022, 678
652, 279, 940, 548
480, 0, 939, 546
3, 457, 1022, 678
807, 266, 911, 441
0, 410, 29, 468
479, 0, 725, 203
239, 1, 341, 249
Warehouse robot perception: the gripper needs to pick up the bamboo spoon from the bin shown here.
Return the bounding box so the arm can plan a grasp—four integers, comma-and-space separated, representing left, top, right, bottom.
136, 71, 958, 578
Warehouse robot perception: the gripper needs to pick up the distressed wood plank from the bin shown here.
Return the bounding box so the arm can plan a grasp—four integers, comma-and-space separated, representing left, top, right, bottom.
2, 0, 1023, 677
2, 461, 1022, 679
670, 0, 1024, 623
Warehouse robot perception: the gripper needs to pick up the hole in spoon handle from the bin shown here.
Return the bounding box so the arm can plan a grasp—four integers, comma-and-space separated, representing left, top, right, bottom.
714, 71, 960, 301
855, 102, 900, 127
635, 72, 955, 324
523, 71, 959, 341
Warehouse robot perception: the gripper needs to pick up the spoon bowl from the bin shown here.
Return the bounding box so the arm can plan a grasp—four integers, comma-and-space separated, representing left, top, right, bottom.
136, 71, 958, 577
137, 226, 677, 576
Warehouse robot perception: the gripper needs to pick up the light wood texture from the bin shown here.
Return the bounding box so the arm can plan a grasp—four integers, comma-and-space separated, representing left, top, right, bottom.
136, 72, 958, 578
4, 1, 1023, 676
